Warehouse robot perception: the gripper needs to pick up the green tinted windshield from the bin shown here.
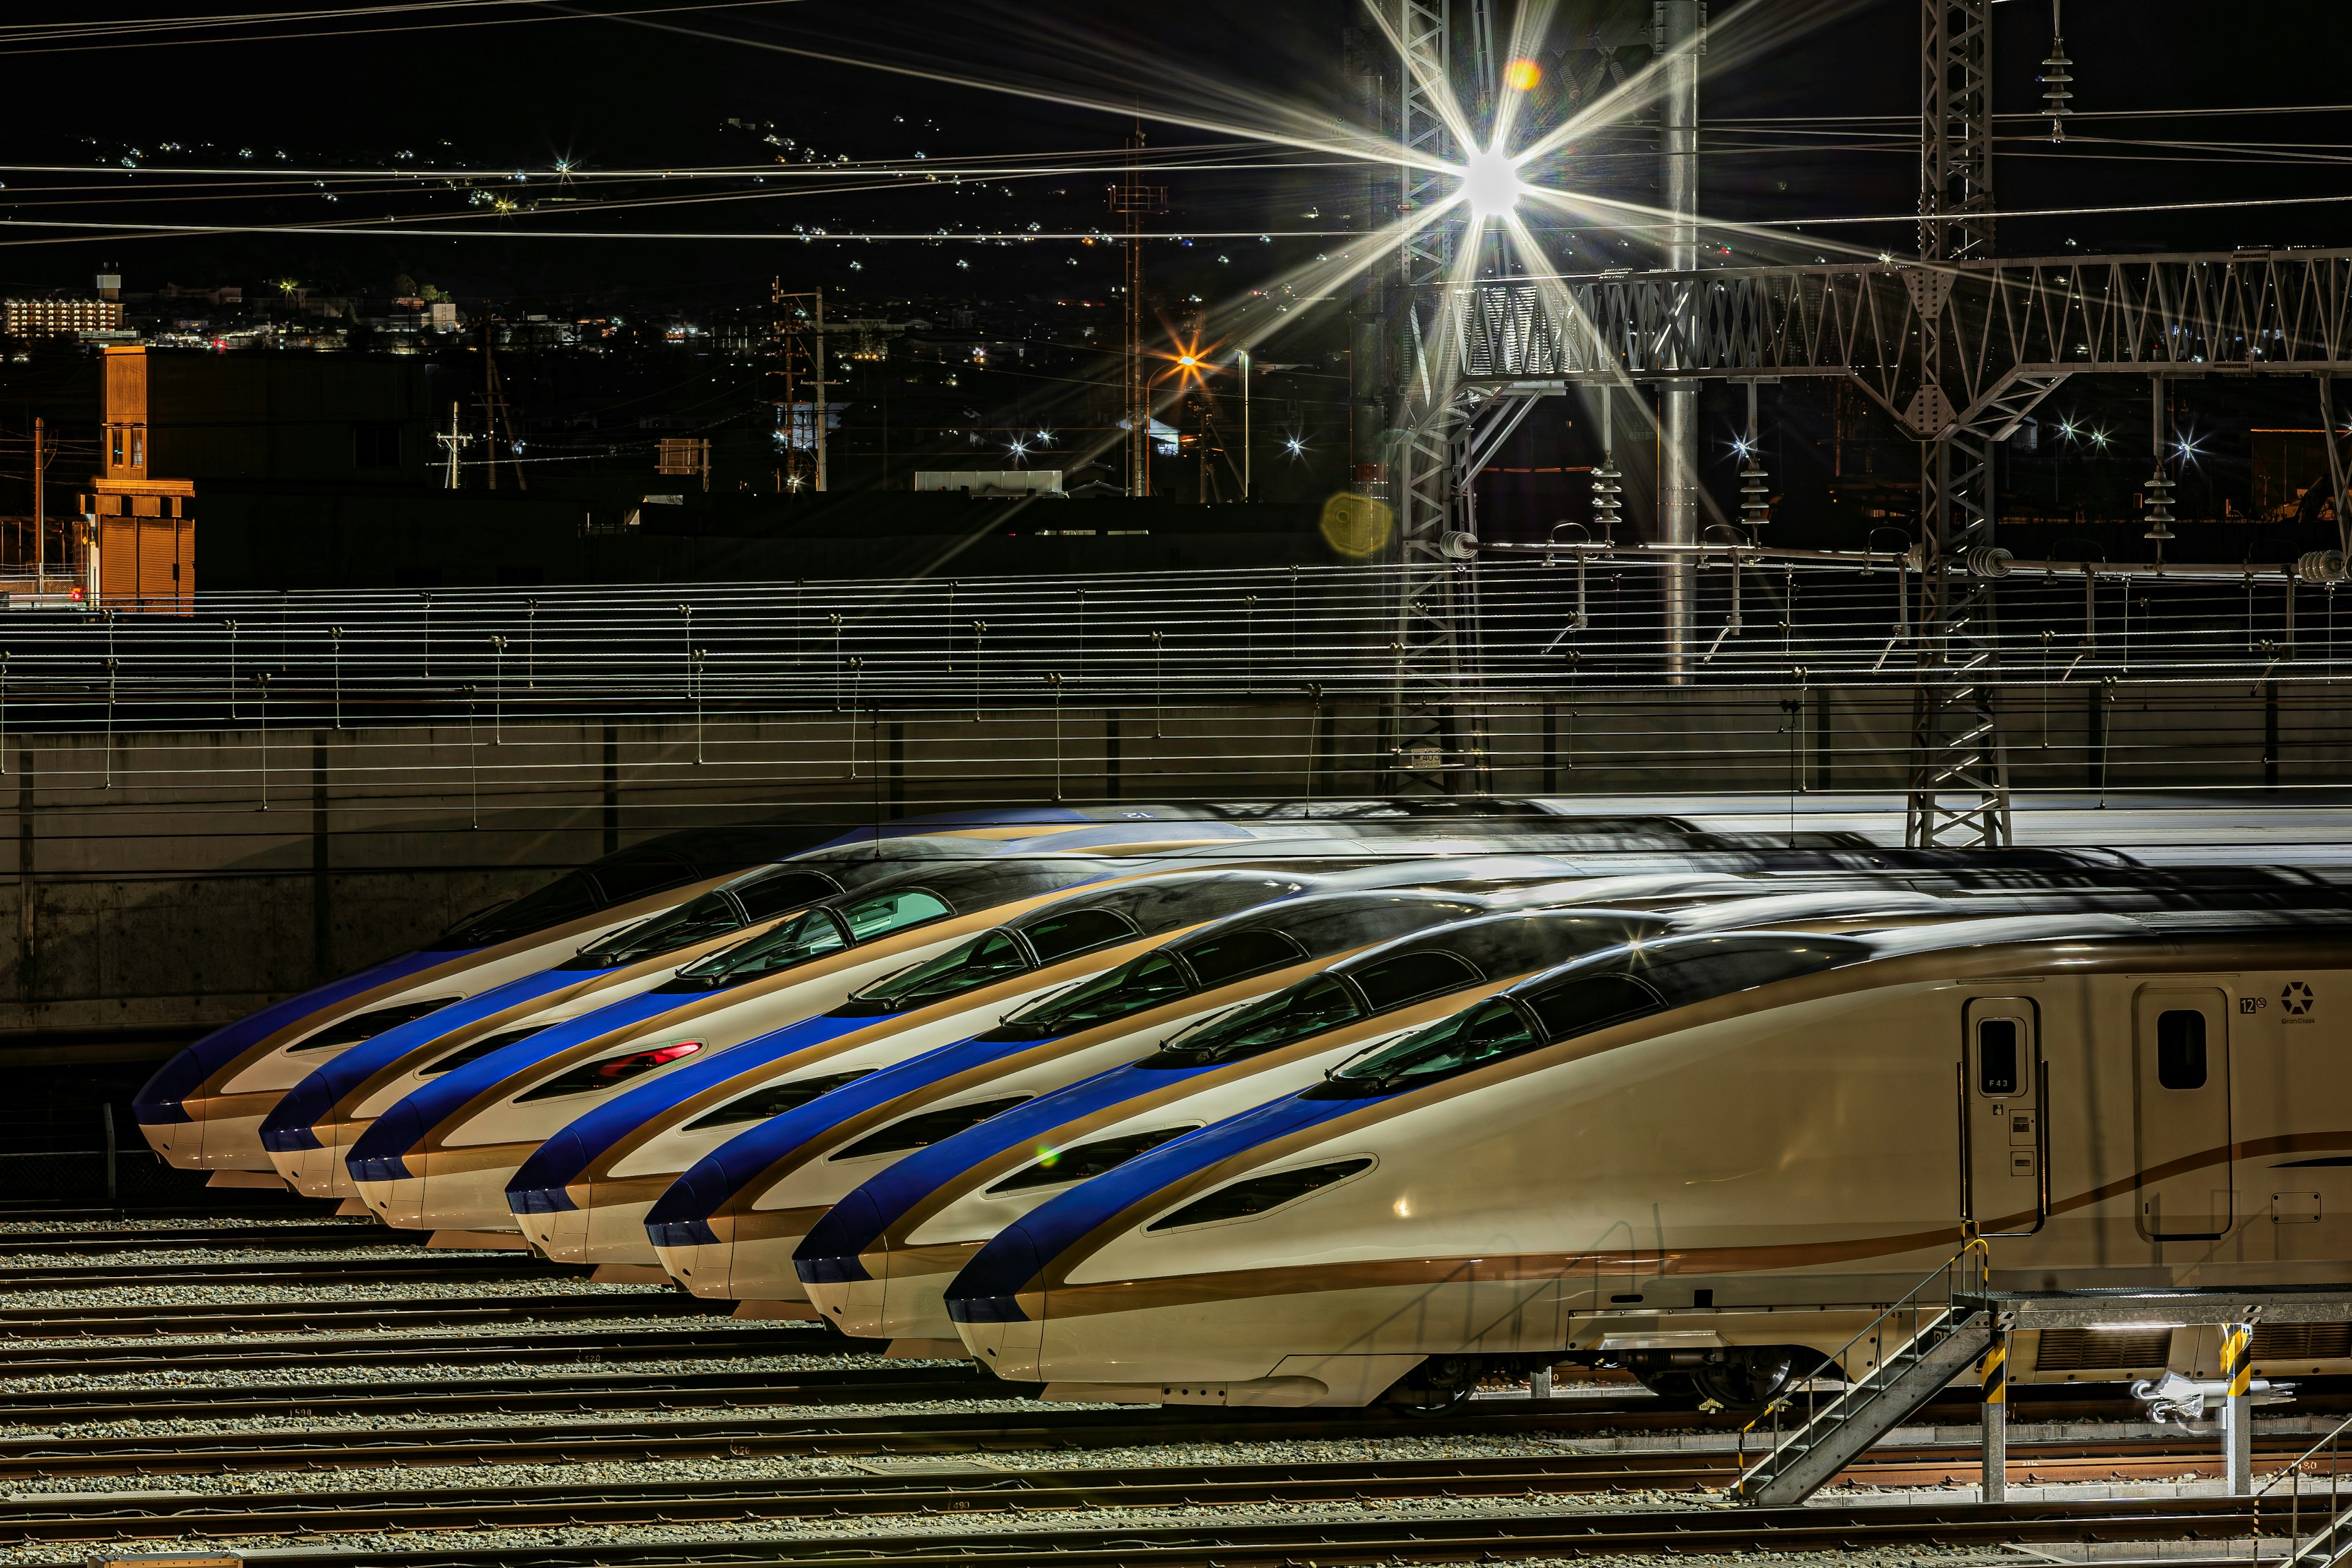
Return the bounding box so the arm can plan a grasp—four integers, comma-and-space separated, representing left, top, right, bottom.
1142, 974, 1362, 1068
1326, 996, 1538, 1087
989, 951, 1193, 1039
842, 930, 1031, 1014
675, 907, 848, 982
573, 886, 748, 968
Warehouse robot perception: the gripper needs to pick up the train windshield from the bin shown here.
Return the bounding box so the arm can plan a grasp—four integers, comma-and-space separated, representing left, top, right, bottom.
1315, 933, 1868, 1095
832, 930, 1036, 1017
1140, 975, 1364, 1069
565, 865, 840, 971
668, 887, 952, 989
980, 951, 1196, 1042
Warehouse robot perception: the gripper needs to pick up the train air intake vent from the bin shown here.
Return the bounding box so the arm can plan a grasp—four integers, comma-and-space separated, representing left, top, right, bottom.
2032, 1328, 2174, 1372
2252, 1324, 2352, 1362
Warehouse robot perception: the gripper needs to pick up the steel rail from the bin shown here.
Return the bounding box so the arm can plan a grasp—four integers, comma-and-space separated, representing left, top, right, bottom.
0, 1325, 843, 1374
0, 1291, 728, 1340
0, 1445, 2307, 1547
0, 1256, 577, 1289
0, 1224, 392, 1253
59, 1494, 2277, 1568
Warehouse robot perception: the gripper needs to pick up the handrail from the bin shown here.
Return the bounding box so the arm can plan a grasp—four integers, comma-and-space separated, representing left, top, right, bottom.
2256, 1409, 2352, 1568
1736, 1237, 1991, 1494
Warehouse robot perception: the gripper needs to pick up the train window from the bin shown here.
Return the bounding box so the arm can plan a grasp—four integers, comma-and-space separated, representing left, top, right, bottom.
1143, 976, 1363, 1068
1351, 949, 1482, 1011
982, 952, 1194, 1041
1144, 1158, 1373, 1231
828, 1096, 1032, 1161
733, 869, 842, 921
1022, 908, 1141, 963
288, 998, 463, 1053
673, 908, 850, 986
1319, 997, 1536, 1091
570, 887, 749, 970
1180, 929, 1306, 987
835, 931, 1031, 1016
2157, 1009, 2207, 1090
419, 1025, 548, 1077
682, 1069, 876, 1131
1525, 974, 1667, 1042
987, 1125, 1201, 1193
839, 889, 952, 940
512, 1041, 703, 1102
1978, 1019, 2021, 1095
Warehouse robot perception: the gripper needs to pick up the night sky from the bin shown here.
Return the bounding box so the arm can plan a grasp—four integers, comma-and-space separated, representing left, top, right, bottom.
8, 0, 2346, 309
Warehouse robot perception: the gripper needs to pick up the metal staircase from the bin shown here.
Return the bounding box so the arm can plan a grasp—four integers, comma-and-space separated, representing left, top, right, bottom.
1736, 1246, 1994, 1508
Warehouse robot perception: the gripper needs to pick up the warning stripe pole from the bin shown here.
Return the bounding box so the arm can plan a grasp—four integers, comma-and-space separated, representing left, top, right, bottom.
2224, 1323, 2255, 1496
1981, 1333, 2008, 1502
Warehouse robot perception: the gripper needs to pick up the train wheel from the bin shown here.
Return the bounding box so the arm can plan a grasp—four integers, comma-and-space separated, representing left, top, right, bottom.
1691, 1348, 1801, 1411
1387, 1354, 1479, 1415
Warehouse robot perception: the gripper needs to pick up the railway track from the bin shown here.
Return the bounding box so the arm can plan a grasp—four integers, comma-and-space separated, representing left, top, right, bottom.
0, 1223, 393, 1254
0, 1254, 576, 1289
0, 1324, 846, 1374
0, 1396, 2328, 1482
0, 1439, 2312, 1547
0, 1364, 1004, 1423
0, 1290, 729, 1339
10, 1494, 2286, 1567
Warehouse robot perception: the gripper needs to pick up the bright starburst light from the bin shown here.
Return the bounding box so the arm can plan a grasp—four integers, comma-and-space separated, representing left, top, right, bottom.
1462, 148, 1523, 217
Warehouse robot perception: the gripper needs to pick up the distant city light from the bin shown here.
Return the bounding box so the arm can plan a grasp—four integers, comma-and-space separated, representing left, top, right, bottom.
1284, 437, 1308, 458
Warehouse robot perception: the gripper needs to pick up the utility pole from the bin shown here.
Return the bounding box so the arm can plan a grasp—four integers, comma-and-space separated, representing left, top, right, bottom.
1111, 131, 1166, 498
437, 402, 463, 489
477, 323, 527, 491
1908, 0, 2012, 848
1657, 0, 1704, 682
772, 283, 835, 492
29, 417, 42, 579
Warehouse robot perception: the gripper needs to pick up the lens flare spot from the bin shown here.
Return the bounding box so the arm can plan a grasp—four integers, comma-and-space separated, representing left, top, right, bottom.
1504, 58, 1542, 92
1035, 1145, 1061, 1169
1462, 149, 1524, 216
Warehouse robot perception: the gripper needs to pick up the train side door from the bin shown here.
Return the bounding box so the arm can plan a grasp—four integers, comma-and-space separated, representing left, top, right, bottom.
1961, 998, 2045, 1235
2133, 986, 2232, 1242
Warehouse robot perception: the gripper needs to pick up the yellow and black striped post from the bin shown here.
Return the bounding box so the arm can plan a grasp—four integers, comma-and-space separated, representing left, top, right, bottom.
2223, 1322, 2254, 1495
1980, 1333, 2008, 1502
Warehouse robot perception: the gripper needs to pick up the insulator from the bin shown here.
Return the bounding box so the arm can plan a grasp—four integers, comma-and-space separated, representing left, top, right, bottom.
1591, 458, 1624, 537
2143, 468, 2176, 541
1739, 462, 1771, 532
1439, 530, 1482, 561
2297, 549, 2348, 585
2040, 41, 2074, 142
1966, 546, 2015, 580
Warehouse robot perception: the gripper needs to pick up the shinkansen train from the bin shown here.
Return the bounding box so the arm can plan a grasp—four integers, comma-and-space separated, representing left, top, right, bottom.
788, 881, 1929, 1346
349, 864, 1340, 1235
132, 820, 861, 1178
501, 880, 1688, 1274
940, 910, 2352, 1411
420, 862, 1556, 1261
146, 799, 1619, 1183
265, 805, 1653, 1204
258, 838, 1068, 1202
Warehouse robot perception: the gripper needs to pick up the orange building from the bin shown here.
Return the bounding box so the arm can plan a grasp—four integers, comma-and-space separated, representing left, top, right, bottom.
83, 346, 195, 612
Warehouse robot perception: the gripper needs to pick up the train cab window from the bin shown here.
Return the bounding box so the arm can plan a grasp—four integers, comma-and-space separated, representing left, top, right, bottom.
981, 951, 1194, 1041
670, 908, 849, 988
1525, 973, 1667, 1042
1978, 1018, 2021, 1095
733, 869, 842, 921
1180, 929, 1306, 987
420, 1025, 548, 1077
288, 997, 463, 1053
828, 1096, 1032, 1161
835, 931, 1031, 1017
1022, 908, 1140, 963
840, 889, 952, 941
1351, 949, 1481, 1011
1144, 1158, 1373, 1231
682, 1069, 876, 1132
2157, 1009, 2207, 1090
1316, 997, 1537, 1093
987, 1125, 1201, 1193
1142, 975, 1363, 1069
512, 1041, 703, 1102
569, 886, 749, 970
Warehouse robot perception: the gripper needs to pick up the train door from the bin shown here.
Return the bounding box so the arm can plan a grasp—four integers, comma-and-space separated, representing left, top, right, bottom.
1961, 998, 2045, 1235
2132, 986, 2232, 1241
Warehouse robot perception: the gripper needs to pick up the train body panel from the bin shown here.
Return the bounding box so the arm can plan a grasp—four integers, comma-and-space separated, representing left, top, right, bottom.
945, 915, 2352, 1406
